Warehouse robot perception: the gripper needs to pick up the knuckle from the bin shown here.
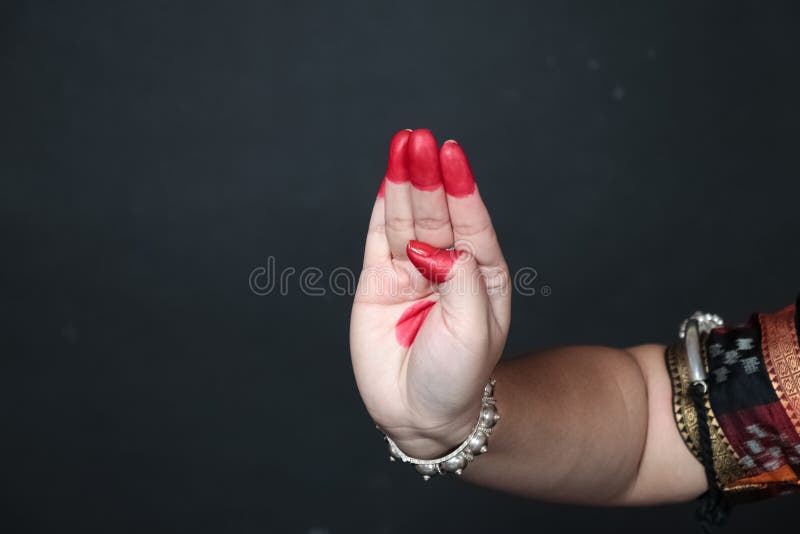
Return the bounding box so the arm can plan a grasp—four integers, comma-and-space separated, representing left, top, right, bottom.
452, 218, 493, 239
480, 264, 511, 294
414, 216, 451, 232
368, 222, 386, 236
386, 216, 415, 234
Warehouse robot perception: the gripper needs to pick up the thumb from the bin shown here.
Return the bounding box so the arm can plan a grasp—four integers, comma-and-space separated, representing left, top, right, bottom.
406, 240, 486, 318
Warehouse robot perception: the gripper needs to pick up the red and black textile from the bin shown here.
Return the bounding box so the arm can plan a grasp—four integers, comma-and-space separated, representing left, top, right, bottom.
707, 298, 800, 493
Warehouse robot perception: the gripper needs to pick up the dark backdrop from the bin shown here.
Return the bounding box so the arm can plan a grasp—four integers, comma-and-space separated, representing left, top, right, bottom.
2, 1, 799, 533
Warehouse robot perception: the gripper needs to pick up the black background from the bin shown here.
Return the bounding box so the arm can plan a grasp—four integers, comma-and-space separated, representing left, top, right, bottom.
2, 1, 799, 532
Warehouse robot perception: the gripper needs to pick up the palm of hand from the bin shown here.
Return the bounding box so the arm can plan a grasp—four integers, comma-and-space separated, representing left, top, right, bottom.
350, 129, 510, 450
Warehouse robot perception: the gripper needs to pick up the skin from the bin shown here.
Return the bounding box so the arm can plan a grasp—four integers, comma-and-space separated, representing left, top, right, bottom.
395, 299, 436, 348
350, 129, 706, 505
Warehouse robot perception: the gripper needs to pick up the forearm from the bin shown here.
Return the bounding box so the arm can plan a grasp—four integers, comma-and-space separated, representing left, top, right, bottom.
409, 344, 707, 505
475, 344, 709, 504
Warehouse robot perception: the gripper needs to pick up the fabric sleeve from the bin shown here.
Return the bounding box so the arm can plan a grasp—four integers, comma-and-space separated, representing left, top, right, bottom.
666, 298, 800, 503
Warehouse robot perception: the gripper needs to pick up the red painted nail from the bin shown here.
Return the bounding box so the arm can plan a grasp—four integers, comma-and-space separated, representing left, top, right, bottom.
408, 129, 443, 191
407, 239, 436, 257
406, 239, 462, 283
386, 130, 410, 184
440, 140, 476, 198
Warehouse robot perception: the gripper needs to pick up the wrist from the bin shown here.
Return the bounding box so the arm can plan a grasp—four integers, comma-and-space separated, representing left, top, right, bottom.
378, 379, 501, 479
383, 386, 489, 458
388, 416, 477, 459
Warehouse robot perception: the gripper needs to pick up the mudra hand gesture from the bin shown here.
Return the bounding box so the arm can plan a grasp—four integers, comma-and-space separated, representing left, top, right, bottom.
350, 129, 510, 458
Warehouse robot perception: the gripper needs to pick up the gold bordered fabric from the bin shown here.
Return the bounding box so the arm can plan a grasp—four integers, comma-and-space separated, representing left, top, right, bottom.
666, 338, 745, 489
760, 304, 800, 436
667, 299, 800, 502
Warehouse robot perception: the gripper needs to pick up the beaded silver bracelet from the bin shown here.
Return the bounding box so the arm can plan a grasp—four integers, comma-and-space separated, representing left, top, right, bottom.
378, 379, 500, 480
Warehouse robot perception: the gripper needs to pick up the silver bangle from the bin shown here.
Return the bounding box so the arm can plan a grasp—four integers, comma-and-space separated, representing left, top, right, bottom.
679, 311, 724, 392
678, 311, 724, 339
378, 379, 500, 480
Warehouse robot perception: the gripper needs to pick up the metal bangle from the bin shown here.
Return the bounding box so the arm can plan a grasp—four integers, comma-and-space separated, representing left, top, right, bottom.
678, 311, 724, 339
679, 311, 730, 528
679, 311, 724, 390
378, 379, 500, 480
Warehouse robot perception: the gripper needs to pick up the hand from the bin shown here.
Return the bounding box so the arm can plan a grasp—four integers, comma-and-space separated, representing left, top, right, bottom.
350, 129, 511, 458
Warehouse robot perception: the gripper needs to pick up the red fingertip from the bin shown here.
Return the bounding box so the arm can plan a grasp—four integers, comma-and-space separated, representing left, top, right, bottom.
408, 129, 443, 191
440, 140, 476, 198
407, 239, 438, 257
406, 239, 462, 283
386, 130, 410, 184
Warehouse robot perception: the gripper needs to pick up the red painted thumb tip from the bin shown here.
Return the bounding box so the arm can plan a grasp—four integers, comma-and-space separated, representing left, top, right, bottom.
406, 240, 463, 284
407, 239, 436, 257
